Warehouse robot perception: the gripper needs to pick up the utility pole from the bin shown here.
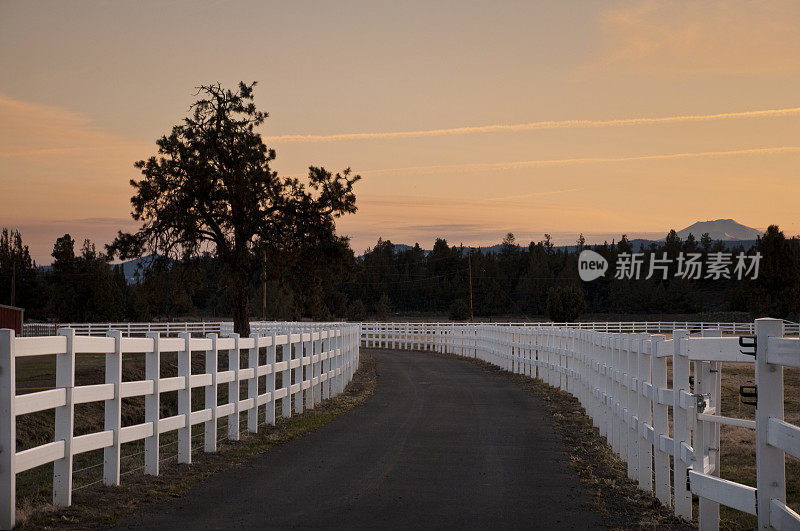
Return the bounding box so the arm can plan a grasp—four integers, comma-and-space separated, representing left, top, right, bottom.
262, 249, 267, 321
10, 262, 15, 307
467, 252, 474, 321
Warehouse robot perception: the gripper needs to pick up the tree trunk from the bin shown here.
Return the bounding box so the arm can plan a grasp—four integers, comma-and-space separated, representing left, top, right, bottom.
232, 273, 251, 337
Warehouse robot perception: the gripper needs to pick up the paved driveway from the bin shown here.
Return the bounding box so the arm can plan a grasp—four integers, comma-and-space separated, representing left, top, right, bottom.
118, 349, 599, 529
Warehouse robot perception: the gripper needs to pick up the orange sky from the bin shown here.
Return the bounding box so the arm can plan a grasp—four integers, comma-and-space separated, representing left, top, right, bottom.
1, 1, 799, 263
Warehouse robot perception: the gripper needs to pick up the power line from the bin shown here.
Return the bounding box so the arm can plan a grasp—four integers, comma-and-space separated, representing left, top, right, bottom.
341, 271, 463, 286
354, 252, 464, 269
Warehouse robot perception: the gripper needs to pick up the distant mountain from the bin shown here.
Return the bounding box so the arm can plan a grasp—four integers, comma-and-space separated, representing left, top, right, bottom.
675, 219, 762, 241
359, 219, 764, 257
119, 255, 158, 284
392, 244, 417, 254
38, 255, 158, 285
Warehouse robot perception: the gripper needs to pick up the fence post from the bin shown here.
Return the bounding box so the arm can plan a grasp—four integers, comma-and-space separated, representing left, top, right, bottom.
177, 332, 192, 464
228, 333, 241, 441
557, 329, 564, 389
337, 328, 344, 394
247, 333, 259, 433
345, 326, 352, 384
330, 330, 337, 396
354, 325, 360, 377
340, 327, 346, 389
605, 334, 615, 447
266, 332, 277, 426
53, 327, 75, 506
651, 335, 671, 506
304, 331, 314, 410
0, 329, 16, 529
205, 333, 218, 452
313, 330, 322, 405
144, 332, 161, 475
696, 328, 722, 530
626, 335, 638, 481
281, 329, 292, 418
613, 335, 624, 460
531, 328, 537, 379
638, 334, 653, 492
672, 329, 692, 519
755, 318, 785, 529
543, 329, 551, 386
104, 330, 123, 484
293, 329, 303, 414
322, 330, 331, 400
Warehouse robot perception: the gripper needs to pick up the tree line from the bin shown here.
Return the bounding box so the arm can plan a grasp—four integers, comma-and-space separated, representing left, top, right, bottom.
2, 225, 798, 324
344, 228, 799, 321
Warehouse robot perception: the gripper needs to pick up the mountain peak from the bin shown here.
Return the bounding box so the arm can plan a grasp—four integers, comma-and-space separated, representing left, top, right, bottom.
675, 219, 762, 241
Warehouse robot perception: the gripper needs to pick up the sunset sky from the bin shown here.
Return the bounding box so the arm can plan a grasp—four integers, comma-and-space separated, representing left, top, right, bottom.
2, 1, 799, 264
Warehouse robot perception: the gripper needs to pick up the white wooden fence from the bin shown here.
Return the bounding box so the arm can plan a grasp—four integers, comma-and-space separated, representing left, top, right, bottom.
21, 322, 226, 337
7, 319, 800, 529
23, 320, 800, 338
0, 323, 360, 529
360, 319, 800, 530
360, 320, 800, 340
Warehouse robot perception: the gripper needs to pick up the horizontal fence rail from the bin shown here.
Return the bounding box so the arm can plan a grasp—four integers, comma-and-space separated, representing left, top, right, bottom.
360, 320, 800, 530
0, 323, 360, 529
24, 319, 800, 338
21, 322, 226, 337
360, 320, 800, 338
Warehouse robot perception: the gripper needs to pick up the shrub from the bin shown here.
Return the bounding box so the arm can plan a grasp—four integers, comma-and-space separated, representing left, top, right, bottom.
346, 299, 366, 321
546, 285, 586, 322
374, 293, 391, 319
449, 299, 471, 321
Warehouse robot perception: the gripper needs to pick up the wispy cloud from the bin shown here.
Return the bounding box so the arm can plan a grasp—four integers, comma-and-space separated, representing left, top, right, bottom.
595, 1, 800, 75
263, 107, 800, 144
481, 189, 582, 203
0, 94, 146, 173
357, 189, 585, 211
364, 146, 800, 175
0, 147, 84, 159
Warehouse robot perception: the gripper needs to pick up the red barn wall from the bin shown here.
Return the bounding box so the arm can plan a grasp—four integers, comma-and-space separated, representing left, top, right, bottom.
0, 305, 23, 334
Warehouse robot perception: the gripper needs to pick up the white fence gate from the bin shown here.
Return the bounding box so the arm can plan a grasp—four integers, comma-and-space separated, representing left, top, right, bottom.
360, 319, 800, 530
0, 323, 360, 529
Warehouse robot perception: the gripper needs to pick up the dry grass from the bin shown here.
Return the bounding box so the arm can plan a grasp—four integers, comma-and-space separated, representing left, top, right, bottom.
714, 363, 800, 528
13, 353, 378, 528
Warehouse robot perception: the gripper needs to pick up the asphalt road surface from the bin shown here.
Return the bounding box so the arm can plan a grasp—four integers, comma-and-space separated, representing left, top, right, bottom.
118, 349, 599, 529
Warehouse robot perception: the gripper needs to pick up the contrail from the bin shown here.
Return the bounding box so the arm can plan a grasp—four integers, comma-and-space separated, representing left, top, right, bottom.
357, 188, 581, 209
363, 146, 800, 175
264, 107, 800, 143
0, 147, 82, 158
480, 188, 583, 202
